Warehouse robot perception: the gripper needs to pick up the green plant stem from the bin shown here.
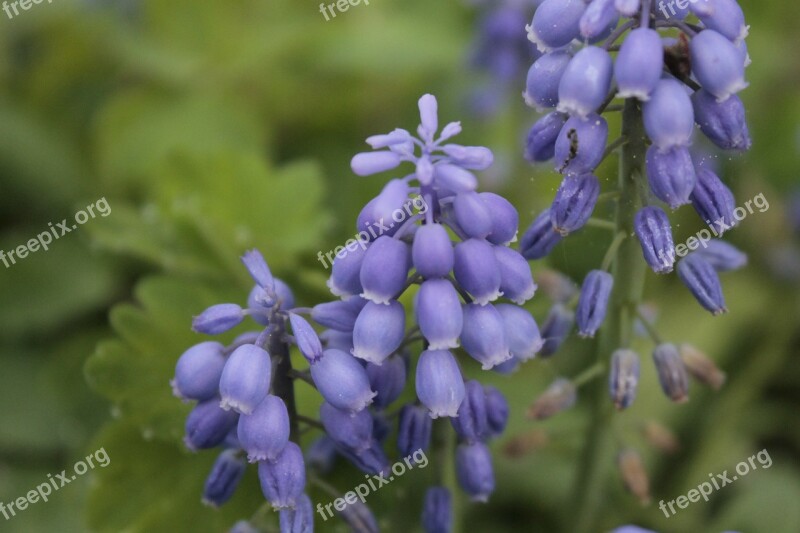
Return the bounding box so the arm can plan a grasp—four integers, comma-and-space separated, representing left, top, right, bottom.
571, 99, 648, 533
432, 418, 461, 531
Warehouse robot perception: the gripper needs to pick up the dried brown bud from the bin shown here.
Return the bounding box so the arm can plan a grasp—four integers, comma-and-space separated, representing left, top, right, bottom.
641, 420, 680, 454
680, 344, 726, 390
502, 429, 550, 458
617, 448, 651, 505
526, 378, 576, 420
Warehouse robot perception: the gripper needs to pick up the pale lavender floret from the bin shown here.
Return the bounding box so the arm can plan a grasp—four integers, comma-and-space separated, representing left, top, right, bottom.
357, 179, 411, 241
359, 236, 410, 305
690, 0, 749, 43
312, 296, 367, 332
237, 395, 290, 462
690, 30, 748, 102
441, 144, 494, 170
422, 487, 452, 533
557, 47, 613, 119
289, 314, 323, 363
615, 28, 664, 101
418, 93, 439, 143
483, 386, 509, 437
416, 279, 463, 350
525, 111, 568, 163
634, 206, 676, 274
454, 191, 494, 239
366, 355, 407, 409
645, 145, 697, 209
694, 240, 747, 272
554, 114, 609, 175
652, 343, 690, 402
320, 401, 373, 453
258, 442, 306, 509
481, 192, 519, 245
461, 303, 512, 370
351, 151, 403, 177
455, 442, 495, 502
451, 380, 489, 443
279, 494, 314, 533
523, 51, 571, 110
192, 303, 245, 335
608, 349, 640, 410
576, 269, 614, 338
677, 254, 727, 315
539, 303, 574, 356
366, 128, 412, 149
310, 349, 376, 412
520, 209, 563, 260
614, 0, 640, 17
415, 349, 465, 418
247, 286, 271, 326
202, 448, 246, 508
690, 167, 737, 233
397, 404, 433, 456
550, 174, 600, 235
453, 239, 503, 305
412, 223, 454, 279
580, 0, 618, 41
496, 304, 543, 361
327, 241, 369, 298
526, 0, 586, 52
172, 341, 226, 401
184, 398, 239, 451
352, 300, 406, 365
219, 344, 272, 415
434, 164, 478, 192
691, 89, 751, 151
241, 249, 275, 292
643, 78, 695, 149
493, 245, 537, 304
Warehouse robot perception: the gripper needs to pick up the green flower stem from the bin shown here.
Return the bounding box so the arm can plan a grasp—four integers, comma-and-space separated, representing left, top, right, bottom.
432, 415, 461, 532
571, 99, 648, 533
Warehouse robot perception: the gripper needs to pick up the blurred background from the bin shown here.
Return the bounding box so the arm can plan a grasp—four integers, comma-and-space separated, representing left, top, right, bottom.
0, 0, 797, 531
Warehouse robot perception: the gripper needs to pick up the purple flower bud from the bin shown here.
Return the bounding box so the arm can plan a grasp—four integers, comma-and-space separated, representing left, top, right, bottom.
690, 30, 748, 102
327, 241, 369, 298
320, 401, 373, 453
422, 487, 452, 533
652, 343, 690, 403
481, 193, 519, 245
202, 449, 246, 507
192, 303, 245, 335
557, 47, 613, 119
550, 174, 600, 235
694, 240, 747, 271
576, 270, 613, 338
418, 94, 439, 142
496, 304, 543, 361
360, 236, 410, 305
312, 296, 367, 332
351, 151, 403, 177
615, 0, 640, 17
341, 500, 380, 533
454, 191, 493, 239
483, 386, 509, 437
554, 114, 609, 175
219, 344, 271, 415
258, 442, 306, 509
526, 0, 586, 52
310, 349, 376, 412
692, 89, 751, 151
539, 304, 574, 357
453, 239, 502, 305
416, 279, 463, 350
523, 51, 571, 110
690, 168, 737, 234
643, 79, 694, 149
184, 398, 239, 451
520, 209, 563, 260
434, 164, 478, 192
247, 286, 271, 326
366, 129, 412, 149
525, 111, 568, 163
691, 0, 749, 43
237, 395, 290, 462
615, 28, 664, 100
441, 144, 493, 170
415, 349, 465, 418
339, 441, 391, 476
352, 300, 406, 365
645, 145, 697, 209
609, 349, 640, 410
172, 341, 226, 401
397, 404, 433, 456
455, 442, 495, 502
527, 378, 577, 419
493, 246, 536, 304
241, 249, 275, 292
580, 0, 618, 40
677, 254, 727, 315
279, 493, 314, 533
634, 206, 675, 274
461, 304, 512, 370
357, 179, 411, 240
412, 223, 454, 279
289, 314, 323, 363
367, 355, 407, 409
306, 436, 337, 475
451, 380, 490, 443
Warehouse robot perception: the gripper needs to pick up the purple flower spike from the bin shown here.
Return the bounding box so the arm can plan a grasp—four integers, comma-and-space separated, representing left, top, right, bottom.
576, 270, 614, 338
694, 240, 747, 272
539, 304, 574, 357
643, 79, 695, 149
520, 209, 563, 260
461, 303, 512, 370
523, 51, 571, 110
279, 494, 314, 533
422, 487, 452, 533
202, 449, 246, 508
692, 89, 751, 151
172, 341, 226, 401
351, 151, 403, 177
645, 145, 697, 209
453, 239, 503, 305
691, 0, 749, 43
219, 344, 272, 415
615, 0, 640, 16
690, 30, 748, 102
320, 401, 373, 453
415, 349, 465, 418
455, 442, 495, 503
397, 404, 433, 457
634, 206, 676, 274
677, 255, 727, 315
615, 28, 664, 101
357, 179, 411, 241
237, 395, 290, 462
192, 303, 245, 335
483, 386, 509, 437
412, 223, 454, 279
359, 236, 410, 305
550, 174, 600, 235
557, 47, 613, 119
554, 114, 609, 175
327, 241, 369, 298
416, 279, 463, 350
367, 355, 407, 409
526, 0, 586, 52
451, 380, 490, 443
690, 168, 737, 233
493, 246, 537, 304
352, 300, 406, 365
289, 314, 323, 363
580, 0, 618, 41
609, 349, 640, 410
310, 349, 376, 412
184, 398, 239, 451
481, 192, 519, 245
496, 304, 543, 361
652, 343, 690, 403
258, 442, 306, 509
525, 112, 568, 163
454, 191, 493, 239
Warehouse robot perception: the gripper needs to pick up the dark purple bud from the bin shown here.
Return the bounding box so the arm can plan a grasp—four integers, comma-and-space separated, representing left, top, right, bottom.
397, 404, 433, 457
453, 239, 502, 305
608, 349, 640, 410
527, 378, 577, 419
554, 114, 609, 175
690, 168, 737, 235
576, 269, 613, 338
367, 355, 407, 409
634, 206, 675, 274
219, 344, 271, 415
320, 401, 373, 453
415, 349, 465, 418
461, 304, 512, 370
483, 386, 509, 437
481, 192, 519, 245
539, 304, 574, 357
580, 0, 618, 40
645, 145, 697, 209
258, 442, 306, 509
172, 341, 225, 401
279, 493, 314, 533
241, 249, 275, 292
677, 255, 727, 315
327, 240, 369, 298
550, 174, 600, 235
493, 246, 536, 304
202, 449, 246, 508
352, 300, 406, 365
496, 304, 543, 361
192, 303, 245, 335
692, 89, 751, 151
184, 398, 239, 451
520, 209, 563, 260
412, 223, 454, 279
615, 28, 664, 101
455, 442, 495, 502
310, 349, 376, 412
643, 79, 694, 149
422, 487, 452, 533
524, 51, 571, 110
690, 29, 748, 101
289, 314, 323, 363
451, 380, 489, 443
652, 343, 690, 403
526, 0, 586, 52
691, 0, 749, 43
237, 395, 290, 462
694, 240, 747, 271
306, 436, 337, 475
360, 236, 410, 304
416, 279, 463, 350
311, 296, 367, 332
356, 179, 410, 240
339, 442, 391, 476
557, 47, 613, 119
525, 112, 568, 163
454, 191, 493, 239
351, 151, 403, 177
